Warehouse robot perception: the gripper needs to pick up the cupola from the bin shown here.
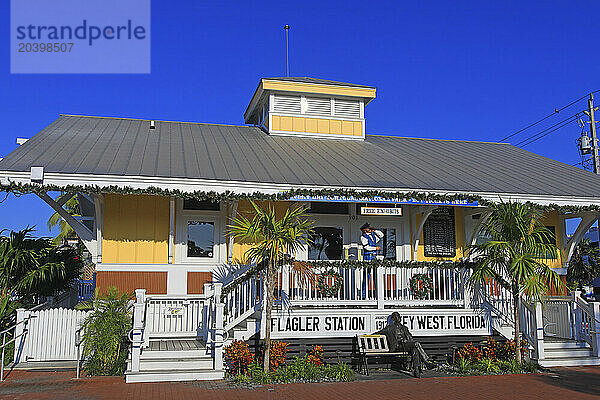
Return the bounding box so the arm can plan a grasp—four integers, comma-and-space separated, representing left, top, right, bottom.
244, 77, 376, 140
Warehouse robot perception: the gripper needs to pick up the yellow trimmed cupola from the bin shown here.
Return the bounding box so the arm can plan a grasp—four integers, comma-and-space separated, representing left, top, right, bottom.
244, 77, 376, 140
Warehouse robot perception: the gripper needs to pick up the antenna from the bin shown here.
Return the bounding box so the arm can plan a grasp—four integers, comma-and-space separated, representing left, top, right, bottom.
284, 24, 290, 77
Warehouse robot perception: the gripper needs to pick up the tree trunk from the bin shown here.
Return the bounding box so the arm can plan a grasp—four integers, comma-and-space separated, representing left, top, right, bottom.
263, 259, 275, 373
513, 289, 522, 363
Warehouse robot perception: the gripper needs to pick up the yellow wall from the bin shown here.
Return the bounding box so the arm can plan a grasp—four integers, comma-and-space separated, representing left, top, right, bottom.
413, 208, 563, 266
102, 194, 170, 264
271, 115, 363, 137
539, 210, 564, 268
229, 200, 292, 263
415, 208, 466, 261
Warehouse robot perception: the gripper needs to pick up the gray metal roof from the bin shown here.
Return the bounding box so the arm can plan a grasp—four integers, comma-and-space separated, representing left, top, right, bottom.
264, 77, 376, 89
2, 114, 600, 198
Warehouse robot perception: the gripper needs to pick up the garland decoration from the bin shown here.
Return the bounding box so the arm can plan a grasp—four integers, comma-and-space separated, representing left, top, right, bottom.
221, 258, 473, 297
409, 273, 433, 300
2, 181, 600, 214
316, 269, 343, 297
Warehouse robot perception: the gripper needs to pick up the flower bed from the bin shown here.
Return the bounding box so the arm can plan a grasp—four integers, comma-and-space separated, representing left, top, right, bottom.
447, 338, 541, 375
224, 341, 354, 384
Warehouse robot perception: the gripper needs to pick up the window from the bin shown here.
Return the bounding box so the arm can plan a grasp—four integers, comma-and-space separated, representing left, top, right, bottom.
377, 228, 397, 260
187, 221, 215, 258
183, 199, 220, 211
309, 202, 349, 215
423, 208, 456, 257
309, 227, 343, 260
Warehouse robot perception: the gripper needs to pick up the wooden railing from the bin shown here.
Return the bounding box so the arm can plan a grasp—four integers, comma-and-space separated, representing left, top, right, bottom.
274, 265, 469, 308
144, 295, 211, 339
223, 275, 262, 331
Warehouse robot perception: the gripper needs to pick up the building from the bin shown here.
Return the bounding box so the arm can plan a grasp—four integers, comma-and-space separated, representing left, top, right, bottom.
2, 77, 600, 381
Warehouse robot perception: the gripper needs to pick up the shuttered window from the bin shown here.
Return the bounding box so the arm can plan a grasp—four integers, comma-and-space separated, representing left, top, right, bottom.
306, 97, 332, 116
334, 99, 361, 119
423, 207, 456, 257
273, 95, 301, 114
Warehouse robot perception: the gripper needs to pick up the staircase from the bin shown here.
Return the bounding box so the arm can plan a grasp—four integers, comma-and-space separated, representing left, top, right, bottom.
126, 339, 224, 383
540, 338, 600, 367
484, 288, 600, 368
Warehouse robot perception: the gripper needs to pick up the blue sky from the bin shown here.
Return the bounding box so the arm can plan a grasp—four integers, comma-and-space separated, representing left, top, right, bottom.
1, 1, 599, 237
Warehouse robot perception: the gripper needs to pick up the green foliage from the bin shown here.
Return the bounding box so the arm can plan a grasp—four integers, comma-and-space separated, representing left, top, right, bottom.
228, 201, 313, 373
567, 238, 600, 287
498, 359, 521, 374
231, 356, 355, 384
5, 180, 600, 215
468, 201, 565, 361
0, 228, 83, 300
476, 358, 501, 374
81, 287, 132, 376
456, 357, 472, 374
47, 195, 80, 245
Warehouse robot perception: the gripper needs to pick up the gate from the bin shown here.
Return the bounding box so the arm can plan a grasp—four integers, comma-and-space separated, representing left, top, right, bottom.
542, 297, 574, 340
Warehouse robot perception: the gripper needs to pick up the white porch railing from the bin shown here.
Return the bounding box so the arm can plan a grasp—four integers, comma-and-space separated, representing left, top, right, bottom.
276, 265, 469, 308
130, 284, 225, 373
224, 275, 262, 331
144, 295, 211, 339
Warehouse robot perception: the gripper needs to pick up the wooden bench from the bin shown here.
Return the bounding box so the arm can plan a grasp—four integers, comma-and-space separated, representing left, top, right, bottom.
356, 334, 420, 377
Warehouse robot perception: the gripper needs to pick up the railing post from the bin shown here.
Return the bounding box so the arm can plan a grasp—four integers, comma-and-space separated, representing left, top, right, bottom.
591, 301, 600, 357
13, 308, 27, 364
573, 291, 582, 342
376, 267, 385, 310
213, 283, 224, 371
130, 289, 146, 373
534, 301, 545, 361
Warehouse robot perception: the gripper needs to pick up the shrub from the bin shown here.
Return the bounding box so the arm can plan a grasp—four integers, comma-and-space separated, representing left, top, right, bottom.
322, 362, 354, 382
269, 341, 289, 370
306, 345, 324, 366
224, 340, 253, 375
498, 359, 521, 374
476, 358, 501, 374
81, 287, 132, 376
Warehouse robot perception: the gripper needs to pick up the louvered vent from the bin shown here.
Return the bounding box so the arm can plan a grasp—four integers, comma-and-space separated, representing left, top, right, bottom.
273, 95, 301, 114
334, 99, 361, 119
306, 97, 332, 116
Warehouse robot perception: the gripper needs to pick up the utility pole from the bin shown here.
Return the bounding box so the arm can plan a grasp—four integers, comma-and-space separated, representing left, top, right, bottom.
585, 93, 599, 174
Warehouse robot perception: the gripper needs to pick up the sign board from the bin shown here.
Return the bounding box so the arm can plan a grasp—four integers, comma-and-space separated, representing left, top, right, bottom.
270, 309, 490, 338
287, 195, 479, 207
360, 207, 402, 216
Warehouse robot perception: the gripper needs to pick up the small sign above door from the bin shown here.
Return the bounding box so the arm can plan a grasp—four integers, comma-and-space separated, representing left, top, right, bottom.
360, 207, 402, 216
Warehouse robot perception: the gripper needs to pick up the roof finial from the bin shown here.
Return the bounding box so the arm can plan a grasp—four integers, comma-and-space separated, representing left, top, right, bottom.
284, 25, 290, 77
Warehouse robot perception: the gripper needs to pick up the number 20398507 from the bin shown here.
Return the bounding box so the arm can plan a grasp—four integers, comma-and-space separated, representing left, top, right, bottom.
18, 42, 74, 52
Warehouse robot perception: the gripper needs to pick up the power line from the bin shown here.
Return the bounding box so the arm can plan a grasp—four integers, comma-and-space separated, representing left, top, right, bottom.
515, 112, 581, 147
498, 90, 600, 142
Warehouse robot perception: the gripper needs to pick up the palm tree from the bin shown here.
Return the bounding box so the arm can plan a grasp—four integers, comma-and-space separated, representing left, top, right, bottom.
567, 238, 600, 288
0, 228, 83, 317
228, 201, 313, 373
468, 201, 565, 362
47, 195, 80, 245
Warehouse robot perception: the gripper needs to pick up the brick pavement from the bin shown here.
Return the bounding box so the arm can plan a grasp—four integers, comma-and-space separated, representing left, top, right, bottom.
0, 367, 599, 400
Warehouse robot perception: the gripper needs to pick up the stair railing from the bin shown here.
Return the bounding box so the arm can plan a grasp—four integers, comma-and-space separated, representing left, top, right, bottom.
573, 293, 600, 357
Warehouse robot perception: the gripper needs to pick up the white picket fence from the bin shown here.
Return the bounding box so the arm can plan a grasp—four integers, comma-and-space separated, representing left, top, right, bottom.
14, 307, 90, 363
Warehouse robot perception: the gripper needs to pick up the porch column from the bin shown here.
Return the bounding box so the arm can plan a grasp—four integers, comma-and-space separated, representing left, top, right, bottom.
130, 289, 146, 372
213, 283, 224, 371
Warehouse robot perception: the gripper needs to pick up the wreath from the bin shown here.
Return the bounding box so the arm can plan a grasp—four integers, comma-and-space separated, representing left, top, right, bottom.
317, 269, 343, 297
409, 273, 433, 300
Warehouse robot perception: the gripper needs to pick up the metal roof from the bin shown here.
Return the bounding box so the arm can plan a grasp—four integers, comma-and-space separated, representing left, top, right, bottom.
2, 114, 600, 198
263, 77, 376, 89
